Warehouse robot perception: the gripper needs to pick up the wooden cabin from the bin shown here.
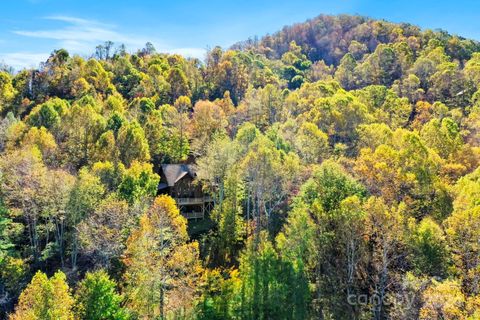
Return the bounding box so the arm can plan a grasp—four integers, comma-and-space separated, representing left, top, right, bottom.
158, 164, 213, 220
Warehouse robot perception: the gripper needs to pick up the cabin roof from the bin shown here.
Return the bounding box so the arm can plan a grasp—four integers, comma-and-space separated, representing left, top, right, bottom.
161, 164, 196, 187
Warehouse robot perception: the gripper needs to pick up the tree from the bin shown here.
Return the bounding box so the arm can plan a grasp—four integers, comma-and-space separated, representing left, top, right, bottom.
388, 272, 430, 320
235, 232, 310, 320
123, 195, 201, 319
95, 130, 119, 163
26, 98, 69, 130
364, 197, 405, 320
0, 147, 48, 263
451, 166, 480, 213
302, 89, 371, 145
0, 201, 15, 266
207, 168, 246, 266
195, 268, 241, 320
464, 52, 480, 87
116, 120, 150, 167
354, 85, 411, 129
0, 112, 17, 152
172, 96, 191, 158
205, 48, 250, 103
420, 280, 469, 320
26, 102, 60, 130
238, 84, 284, 129
348, 40, 368, 60
357, 123, 393, 151
0, 200, 26, 314
44, 169, 76, 267
95, 42, 115, 60
392, 73, 423, 102
145, 106, 190, 163
0, 257, 27, 316
308, 60, 334, 82
78, 195, 130, 268
356, 44, 401, 87
294, 122, 329, 164
91, 161, 125, 194
0, 72, 16, 113
428, 61, 472, 107
112, 57, 142, 98
133, 97, 155, 124
283, 161, 366, 318
75, 270, 128, 320
407, 217, 449, 277
21, 126, 58, 163
354, 129, 446, 218
61, 101, 106, 168
67, 168, 105, 269
301, 160, 366, 213
167, 67, 191, 101
445, 206, 480, 295
420, 117, 463, 160
335, 53, 357, 90
281, 41, 311, 89
117, 161, 159, 205
240, 135, 299, 234
9, 271, 74, 320
410, 45, 449, 90
196, 135, 239, 207
189, 100, 228, 157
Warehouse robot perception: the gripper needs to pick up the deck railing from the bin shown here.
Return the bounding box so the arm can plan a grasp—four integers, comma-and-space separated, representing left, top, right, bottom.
183, 211, 205, 220
175, 196, 213, 205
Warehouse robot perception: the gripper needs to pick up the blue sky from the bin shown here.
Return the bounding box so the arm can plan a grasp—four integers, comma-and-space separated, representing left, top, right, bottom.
2, 0, 480, 69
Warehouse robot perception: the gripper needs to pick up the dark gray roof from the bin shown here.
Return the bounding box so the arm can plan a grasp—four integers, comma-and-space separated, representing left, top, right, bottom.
158, 182, 168, 190
161, 164, 196, 187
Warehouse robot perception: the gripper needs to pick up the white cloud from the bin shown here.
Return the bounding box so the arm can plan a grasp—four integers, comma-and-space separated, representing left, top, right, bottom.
45, 15, 111, 26
4, 15, 207, 69
13, 16, 149, 53
0, 52, 50, 70
167, 47, 207, 60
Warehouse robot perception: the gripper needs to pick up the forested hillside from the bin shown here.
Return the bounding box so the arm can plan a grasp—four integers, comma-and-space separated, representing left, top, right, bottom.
0, 14, 480, 319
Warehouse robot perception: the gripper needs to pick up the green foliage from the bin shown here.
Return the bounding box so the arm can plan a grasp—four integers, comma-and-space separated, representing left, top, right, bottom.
117, 161, 159, 204
0, 200, 14, 263
26, 98, 68, 129
168, 67, 191, 100
407, 217, 450, 276
123, 195, 201, 319
2, 12, 480, 320
299, 160, 366, 212
92, 161, 125, 191
0, 72, 16, 113
67, 169, 105, 224
286, 162, 367, 318
78, 195, 131, 268
61, 101, 106, 168
238, 233, 310, 320
75, 270, 128, 320
106, 112, 126, 135
294, 122, 329, 164
207, 169, 245, 266
67, 168, 105, 268
10, 271, 74, 320
117, 120, 150, 166
145, 107, 190, 163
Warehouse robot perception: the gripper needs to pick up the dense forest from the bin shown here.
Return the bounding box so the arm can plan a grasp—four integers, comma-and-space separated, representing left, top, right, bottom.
0, 14, 480, 319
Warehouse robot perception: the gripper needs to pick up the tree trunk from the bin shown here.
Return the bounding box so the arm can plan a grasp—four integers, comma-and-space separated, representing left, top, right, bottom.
160, 283, 165, 320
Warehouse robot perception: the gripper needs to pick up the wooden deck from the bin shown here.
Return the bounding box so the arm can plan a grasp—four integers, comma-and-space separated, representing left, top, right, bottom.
183, 211, 205, 220
175, 196, 213, 205
175, 196, 214, 220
